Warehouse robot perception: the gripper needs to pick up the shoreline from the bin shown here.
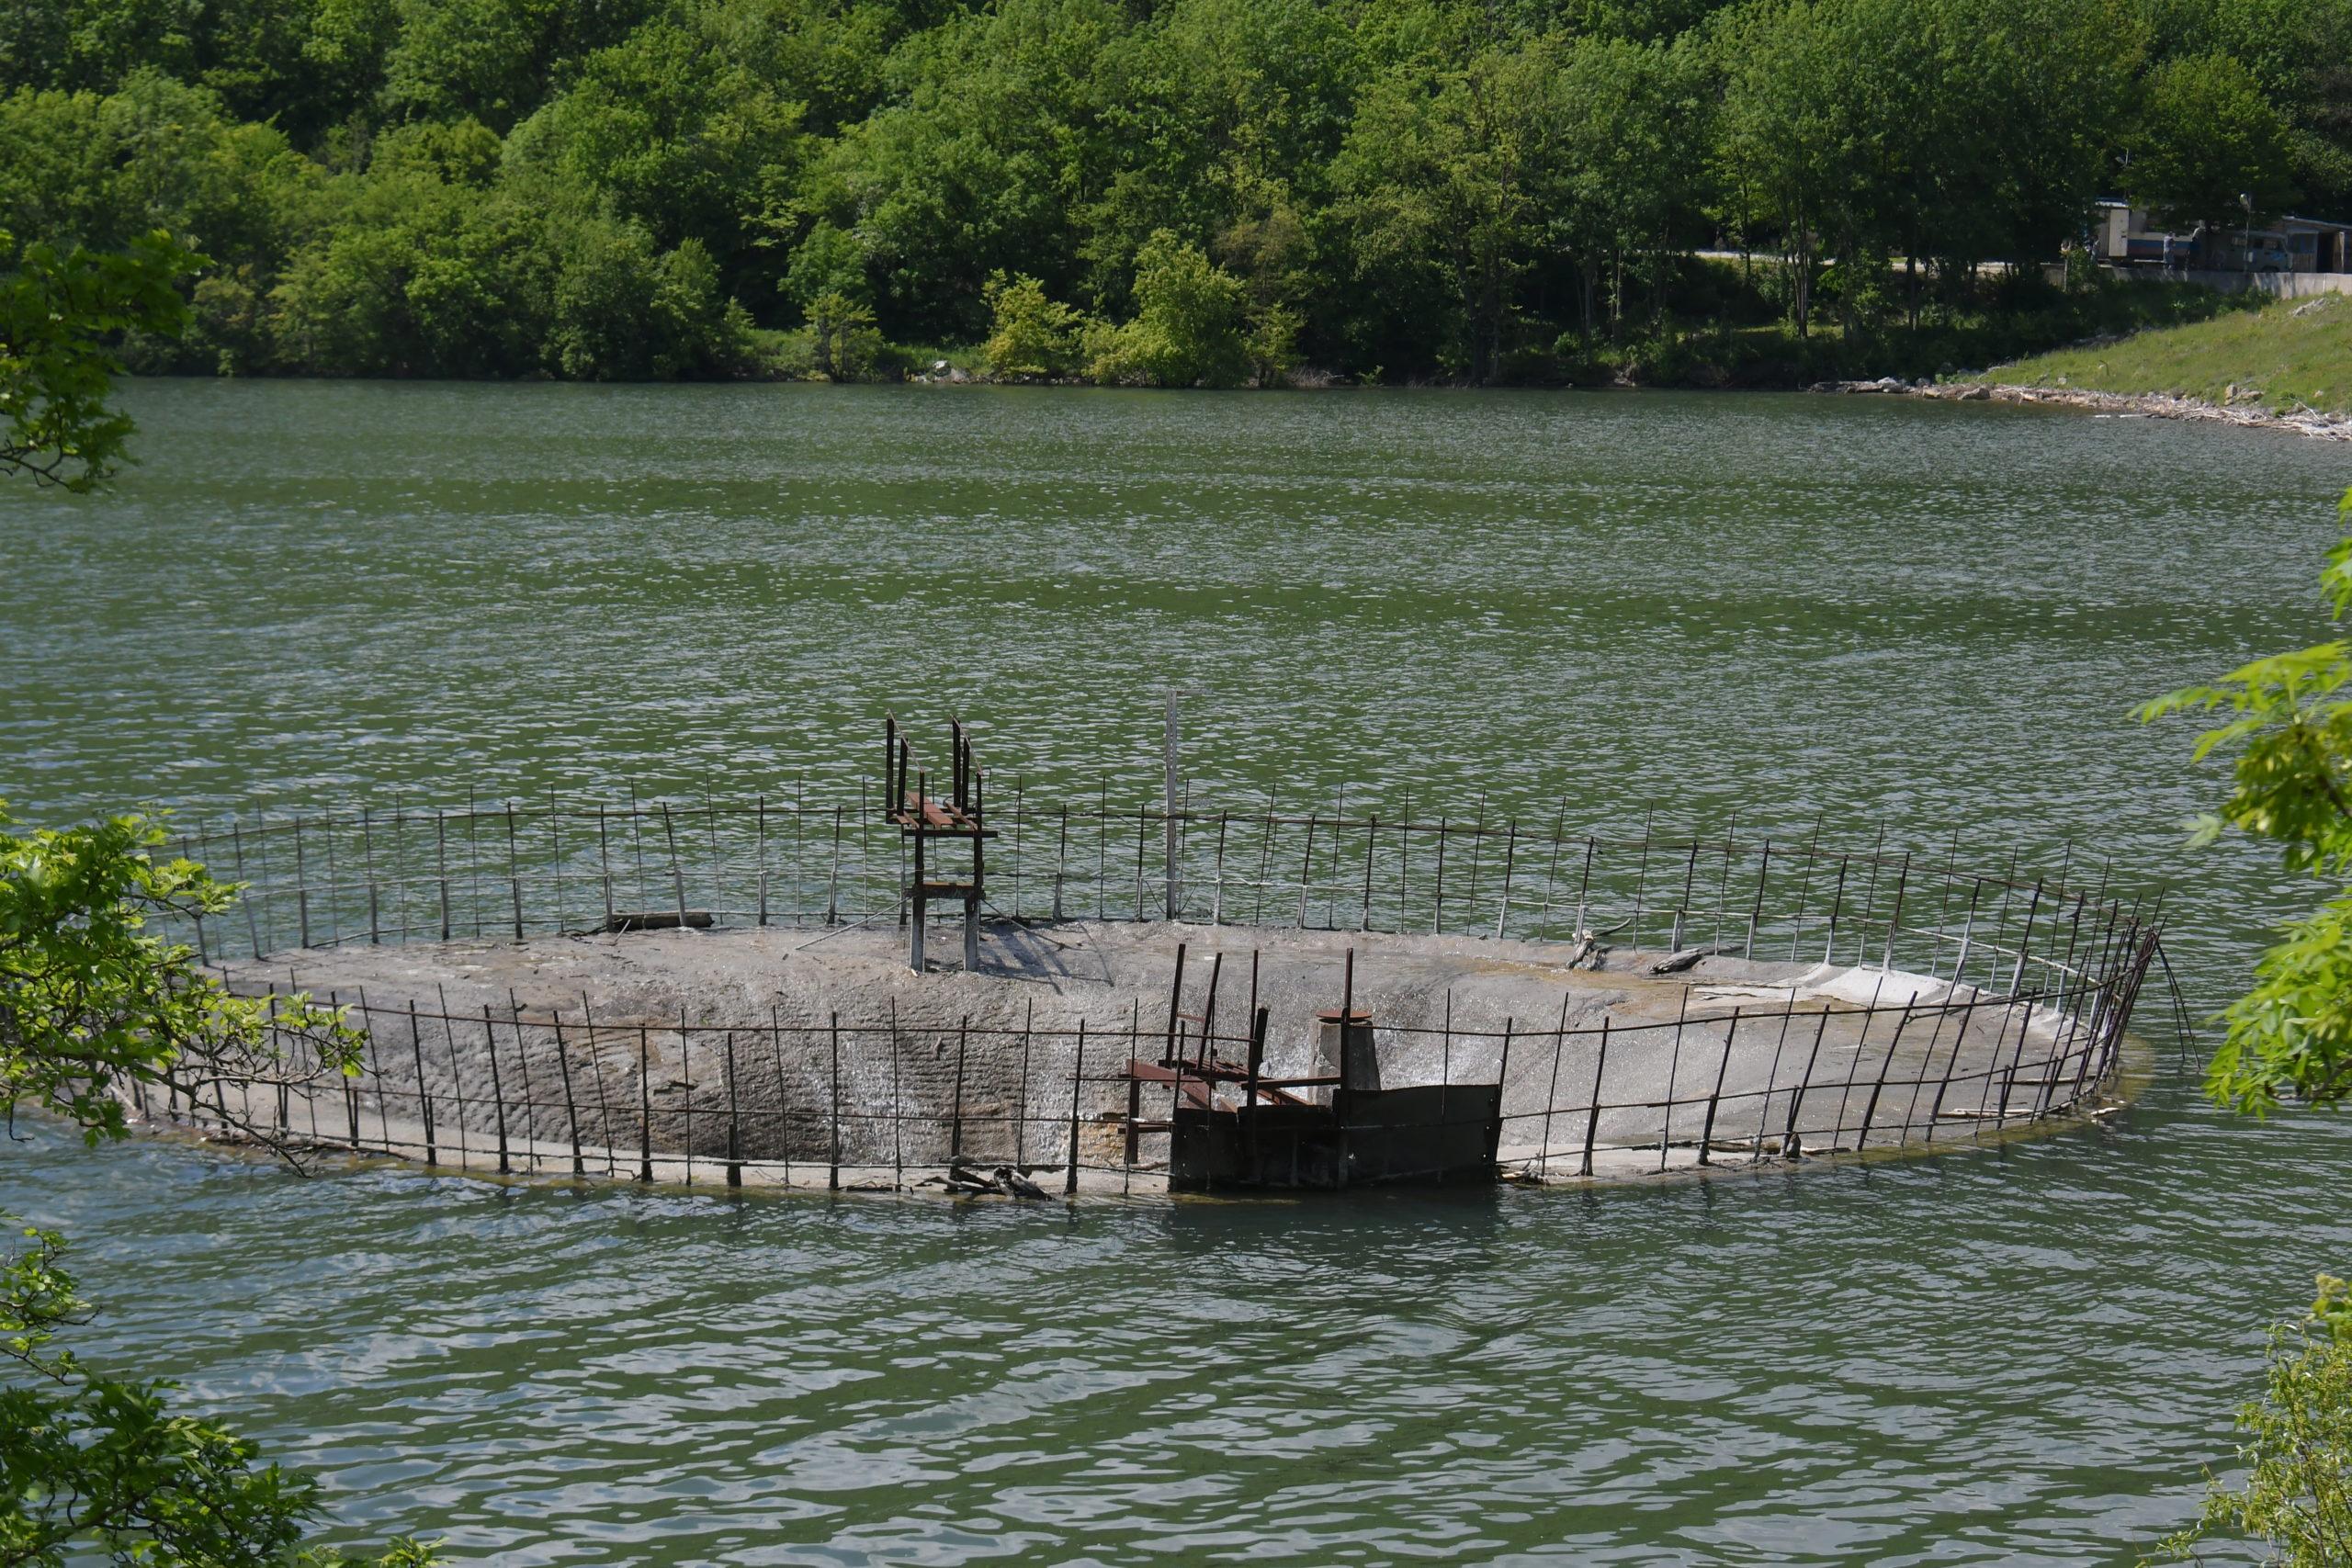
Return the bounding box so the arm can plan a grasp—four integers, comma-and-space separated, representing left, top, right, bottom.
115, 371, 2352, 442
1815, 375, 2352, 442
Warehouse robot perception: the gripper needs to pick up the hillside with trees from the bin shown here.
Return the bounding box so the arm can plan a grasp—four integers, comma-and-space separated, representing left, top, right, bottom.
2, 0, 2346, 384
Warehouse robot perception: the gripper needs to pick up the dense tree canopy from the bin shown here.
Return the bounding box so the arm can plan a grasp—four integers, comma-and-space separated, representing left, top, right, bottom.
0, 0, 2341, 383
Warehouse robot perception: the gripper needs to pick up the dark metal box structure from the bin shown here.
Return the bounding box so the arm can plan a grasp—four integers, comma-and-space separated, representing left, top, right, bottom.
1150, 988, 1507, 1192
1169, 1084, 1505, 1190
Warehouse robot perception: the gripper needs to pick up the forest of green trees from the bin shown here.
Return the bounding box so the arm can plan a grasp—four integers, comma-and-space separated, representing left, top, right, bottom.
2, 0, 2346, 384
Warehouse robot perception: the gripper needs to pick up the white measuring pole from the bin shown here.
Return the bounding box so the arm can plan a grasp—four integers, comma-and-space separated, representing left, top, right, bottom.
1164, 691, 1182, 921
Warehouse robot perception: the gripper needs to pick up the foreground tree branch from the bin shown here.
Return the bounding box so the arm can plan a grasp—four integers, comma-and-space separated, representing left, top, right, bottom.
0, 230, 198, 492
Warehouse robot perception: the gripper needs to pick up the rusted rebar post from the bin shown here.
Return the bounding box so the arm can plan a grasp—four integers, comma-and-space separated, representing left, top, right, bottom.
551, 1010, 584, 1176
1827, 976, 1886, 1148
1923, 990, 1984, 1144
186, 831, 211, 967
1296, 815, 1316, 929
546, 788, 564, 936
341, 993, 363, 1148
966, 762, 984, 972
363, 988, 395, 1152
1853, 825, 1885, 968
407, 1001, 435, 1165
505, 801, 525, 939
637, 1023, 653, 1182
362, 807, 380, 946
1464, 795, 1486, 922
1746, 838, 1770, 959
1124, 1000, 1141, 1179
1431, 816, 1447, 934
1631, 810, 1652, 951
1489, 1018, 1514, 1167
888, 999, 904, 1188
1164, 690, 1182, 920
1697, 1007, 1738, 1166
596, 804, 615, 929
1196, 952, 1225, 1067
434, 811, 452, 942
294, 816, 310, 950
1859, 998, 1914, 1145
1670, 838, 1696, 953
725, 1031, 742, 1189
1782, 1007, 1833, 1156
1252, 789, 1274, 927
583, 992, 616, 1176
1539, 991, 1569, 1177
1067, 1021, 1086, 1197
1164, 942, 1188, 1064
1714, 812, 1735, 952
2062, 908, 2126, 1109
482, 1005, 510, 1174
1882, 852, 1910, 974
1750, 992, 1799, 1165
680, 1007, 695, 1186
1495, 821, 1516, 940
432, 986, 471, 1168
910, 768, 927, 971
2007, 880, 2044, 998
1580, 1018, 1610, 1177
507, 989, 538, 1169
1659, 989, 1689, 1172
662, 802, 688, 930
1016, 998, 1035, 1165
768, 1004, 791, 1187
1054, 801, 1069, 921
1821, 856, 1849, 965
1574, 833, 1596, 942
950, 1016, 970, 1163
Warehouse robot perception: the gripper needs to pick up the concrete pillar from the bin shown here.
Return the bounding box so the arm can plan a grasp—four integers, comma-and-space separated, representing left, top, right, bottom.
1313, 1010, 1378, 1102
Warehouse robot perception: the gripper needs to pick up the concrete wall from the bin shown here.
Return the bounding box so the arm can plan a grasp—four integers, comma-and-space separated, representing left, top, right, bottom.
2091, 265, 2352, 297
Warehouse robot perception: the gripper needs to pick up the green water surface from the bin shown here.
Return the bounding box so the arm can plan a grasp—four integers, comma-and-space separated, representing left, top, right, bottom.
4, 380, 2350, 1565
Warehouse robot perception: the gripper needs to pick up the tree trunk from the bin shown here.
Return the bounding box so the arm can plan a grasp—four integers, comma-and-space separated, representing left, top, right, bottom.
1792, 240, 1811, 340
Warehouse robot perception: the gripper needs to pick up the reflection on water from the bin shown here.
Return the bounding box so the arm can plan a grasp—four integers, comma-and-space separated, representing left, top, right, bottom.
6, 382, 2352, 1562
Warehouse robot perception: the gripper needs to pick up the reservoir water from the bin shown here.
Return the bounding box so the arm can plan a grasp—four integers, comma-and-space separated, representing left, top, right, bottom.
4, 381, 2349, 1564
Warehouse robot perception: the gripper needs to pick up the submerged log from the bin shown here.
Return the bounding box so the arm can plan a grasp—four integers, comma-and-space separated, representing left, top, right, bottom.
602, 910, 715, 933
1650, 943, 1734, 975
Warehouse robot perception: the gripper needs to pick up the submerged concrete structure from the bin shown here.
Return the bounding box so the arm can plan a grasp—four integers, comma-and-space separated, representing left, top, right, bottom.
140, 727, 2163, 1197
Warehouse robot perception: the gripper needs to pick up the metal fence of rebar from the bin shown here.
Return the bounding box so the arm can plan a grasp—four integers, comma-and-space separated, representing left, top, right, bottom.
156, 790, 2151, 973
137, 789, 2163, 1190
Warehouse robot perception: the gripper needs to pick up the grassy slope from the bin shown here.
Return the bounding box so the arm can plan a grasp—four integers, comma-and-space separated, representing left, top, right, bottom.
1975, 292, 2352, 413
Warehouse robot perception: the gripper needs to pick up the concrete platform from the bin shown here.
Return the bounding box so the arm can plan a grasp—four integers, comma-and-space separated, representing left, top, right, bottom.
181, 919, 2116, 1196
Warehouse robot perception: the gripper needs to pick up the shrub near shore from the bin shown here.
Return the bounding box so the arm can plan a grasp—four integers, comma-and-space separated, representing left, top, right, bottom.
933, 260, 2250, 390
